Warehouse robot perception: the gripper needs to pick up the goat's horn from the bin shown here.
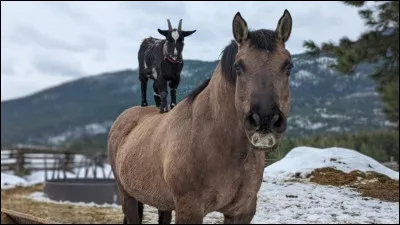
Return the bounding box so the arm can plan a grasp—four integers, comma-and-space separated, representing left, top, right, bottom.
167, 19, 172, 31
178, 19, 182, 31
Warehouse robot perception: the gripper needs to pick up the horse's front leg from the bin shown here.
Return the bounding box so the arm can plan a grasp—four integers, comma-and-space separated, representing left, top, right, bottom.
157, 77, 169, 113
174, 196, 204, 224
223, 197, 257, 224
169, 76, 180, 110
158, 210, 172, 224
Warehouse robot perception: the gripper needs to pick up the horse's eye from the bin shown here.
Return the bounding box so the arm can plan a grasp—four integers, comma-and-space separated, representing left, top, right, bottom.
234, 62, 244, 74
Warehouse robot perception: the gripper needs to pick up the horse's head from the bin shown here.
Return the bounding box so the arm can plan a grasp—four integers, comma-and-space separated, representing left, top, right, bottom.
225, 10, 293, 151
158, 19, 196, 62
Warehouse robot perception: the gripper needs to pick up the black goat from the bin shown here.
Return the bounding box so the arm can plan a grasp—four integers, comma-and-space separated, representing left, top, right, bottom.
138, 19, 196, 113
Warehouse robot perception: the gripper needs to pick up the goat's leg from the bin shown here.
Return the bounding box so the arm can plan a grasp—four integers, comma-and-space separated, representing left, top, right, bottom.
153, 81, 161, 107
168, 77, 180, 110
157, 77, 169, 113
140, 76, 148, 107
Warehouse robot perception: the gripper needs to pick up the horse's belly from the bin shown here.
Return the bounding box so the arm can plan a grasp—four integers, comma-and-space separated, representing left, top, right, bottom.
116, 145, 175, 211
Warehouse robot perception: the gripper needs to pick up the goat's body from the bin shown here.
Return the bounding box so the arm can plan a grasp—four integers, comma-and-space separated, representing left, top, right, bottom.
138, 37, 165, 80
138, 37, 183, 112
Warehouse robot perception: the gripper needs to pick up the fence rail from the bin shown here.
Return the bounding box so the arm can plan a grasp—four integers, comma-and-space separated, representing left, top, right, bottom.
1, 145, 85, 175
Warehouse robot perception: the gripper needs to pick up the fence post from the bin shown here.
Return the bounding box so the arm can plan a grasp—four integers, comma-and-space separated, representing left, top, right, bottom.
15, 149, 25, 176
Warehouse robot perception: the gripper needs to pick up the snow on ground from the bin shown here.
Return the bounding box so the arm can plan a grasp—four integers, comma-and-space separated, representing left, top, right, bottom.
252, 178, 398, 224
28, 191, 121, 209
2, 147, 399, 223
1, 172, 28, 189
265, 146, 399, 180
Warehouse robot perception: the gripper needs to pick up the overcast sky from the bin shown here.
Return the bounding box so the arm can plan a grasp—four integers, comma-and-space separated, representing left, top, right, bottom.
1, 1, 368, 101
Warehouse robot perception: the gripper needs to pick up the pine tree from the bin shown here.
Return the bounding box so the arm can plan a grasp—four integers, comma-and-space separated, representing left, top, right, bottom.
303, 1, 399, 127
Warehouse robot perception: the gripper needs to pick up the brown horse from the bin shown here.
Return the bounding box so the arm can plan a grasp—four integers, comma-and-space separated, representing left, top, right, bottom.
108, 9, 293, 224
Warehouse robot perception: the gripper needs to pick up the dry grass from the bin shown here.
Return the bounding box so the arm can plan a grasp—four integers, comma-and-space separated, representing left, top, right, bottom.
310, 167, 399, 202
1, 184, 124, 224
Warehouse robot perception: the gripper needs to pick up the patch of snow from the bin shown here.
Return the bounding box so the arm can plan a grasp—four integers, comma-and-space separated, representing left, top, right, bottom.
1, 172, 28, 189
294, 70, 315, 80
320, 113, 351, 120
290, 80, 302, 88
327, 126, 342, 132
251, 179, 399, 224
264, 147, 399, 180
48, 121, 113, 144
345, 91, 379, 99
290, 117, 327, 130
383, 120, 398, 127
28, 191, 121, 209
84, 123, 108, 135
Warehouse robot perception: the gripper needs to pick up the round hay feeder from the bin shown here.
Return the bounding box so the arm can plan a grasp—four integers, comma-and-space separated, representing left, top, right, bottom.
43, 153, 121, 205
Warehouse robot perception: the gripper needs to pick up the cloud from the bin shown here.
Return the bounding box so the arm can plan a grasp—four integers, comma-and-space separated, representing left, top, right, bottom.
1, 1, 367, 101
32, 54, 84, 77
9, 25, 107, 53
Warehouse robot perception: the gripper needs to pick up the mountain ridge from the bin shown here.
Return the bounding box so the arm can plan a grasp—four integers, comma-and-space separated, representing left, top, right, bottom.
1, 55, 390, 146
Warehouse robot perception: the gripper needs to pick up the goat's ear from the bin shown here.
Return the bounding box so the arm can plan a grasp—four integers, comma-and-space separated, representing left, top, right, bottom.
182, 30, 196, 37
158, 29, 169, 37
232, 12, 248, 45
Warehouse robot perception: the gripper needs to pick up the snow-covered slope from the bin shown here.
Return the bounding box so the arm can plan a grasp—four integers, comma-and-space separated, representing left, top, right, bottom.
264, 146, 399, 180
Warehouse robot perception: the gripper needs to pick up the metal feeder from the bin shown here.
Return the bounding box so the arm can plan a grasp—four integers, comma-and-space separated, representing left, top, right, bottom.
43, 153, 120, 205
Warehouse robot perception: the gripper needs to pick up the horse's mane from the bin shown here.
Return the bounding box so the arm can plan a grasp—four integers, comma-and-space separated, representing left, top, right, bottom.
186, 78, 211, 103
220, 29, 278, 84
184, 29, 278, 103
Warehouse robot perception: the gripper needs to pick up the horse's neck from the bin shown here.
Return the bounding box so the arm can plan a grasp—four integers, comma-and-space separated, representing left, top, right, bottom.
192, 64, 248, 152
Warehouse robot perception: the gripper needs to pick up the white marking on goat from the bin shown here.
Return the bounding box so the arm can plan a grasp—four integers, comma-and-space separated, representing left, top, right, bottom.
152, 68, 157, 79
174, 48, 177, 56
144, 63, 147, 69
250, 133, 276, 149
171, 30, 179, 42
153, 92, 161, 97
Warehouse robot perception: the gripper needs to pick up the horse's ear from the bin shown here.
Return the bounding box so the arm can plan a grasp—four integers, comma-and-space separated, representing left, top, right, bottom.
276, 9, 292, 43
232, 12, 248, 45
182, 30, 196, 37
158, 29, 169, 37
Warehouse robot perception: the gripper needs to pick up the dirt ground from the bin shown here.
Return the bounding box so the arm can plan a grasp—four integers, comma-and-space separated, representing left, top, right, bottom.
1, 184, 124, 224
309, 167, 399, 202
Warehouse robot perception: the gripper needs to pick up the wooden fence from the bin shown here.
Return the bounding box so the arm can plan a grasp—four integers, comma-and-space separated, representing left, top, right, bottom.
1, 145, 84, 175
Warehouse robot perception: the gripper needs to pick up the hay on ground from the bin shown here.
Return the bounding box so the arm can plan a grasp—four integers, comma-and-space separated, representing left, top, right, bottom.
309, 167, 399, 202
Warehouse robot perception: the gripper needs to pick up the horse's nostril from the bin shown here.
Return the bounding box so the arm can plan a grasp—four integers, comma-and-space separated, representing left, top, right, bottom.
271, 113, 287, 134
245, 113, 261, 130
251, 113, 261, 128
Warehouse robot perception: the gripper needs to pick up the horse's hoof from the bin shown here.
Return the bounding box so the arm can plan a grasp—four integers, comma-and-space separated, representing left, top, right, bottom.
141, 102, 148, 107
